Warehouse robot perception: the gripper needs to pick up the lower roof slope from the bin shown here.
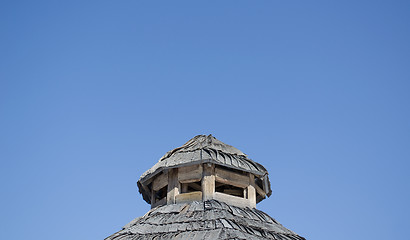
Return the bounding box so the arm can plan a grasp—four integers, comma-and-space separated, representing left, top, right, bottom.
106, 200, 305, 240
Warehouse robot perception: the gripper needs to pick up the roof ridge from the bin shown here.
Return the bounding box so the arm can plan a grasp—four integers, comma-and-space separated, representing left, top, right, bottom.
158, 135, 246, 162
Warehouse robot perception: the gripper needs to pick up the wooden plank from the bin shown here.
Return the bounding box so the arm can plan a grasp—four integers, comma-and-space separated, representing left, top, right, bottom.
153, 172, 168, 191
215, 167, 249, 188
167, 168, 180, 204
180, 178, 202, 184
248, 174, 256, 208
150, 187, 156, 208
223, 189, 243, 197
254, 182, 266, 198
178, 164, 202, 183
140, 183, 152, 203
262, 175, 270, 195
243, 187, 248, 200
256, 194, 265, 203
214, 192, 250, 208
175, 191, 202, 203
202, 163, 215, 201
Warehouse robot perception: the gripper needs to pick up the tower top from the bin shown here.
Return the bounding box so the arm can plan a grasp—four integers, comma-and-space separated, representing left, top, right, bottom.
137, 135, 272, 208
106, 135, 305, 240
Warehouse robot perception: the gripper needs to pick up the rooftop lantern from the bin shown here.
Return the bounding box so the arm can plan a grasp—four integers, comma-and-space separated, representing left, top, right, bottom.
106, 135, 305, 240
137, 134, 271, 209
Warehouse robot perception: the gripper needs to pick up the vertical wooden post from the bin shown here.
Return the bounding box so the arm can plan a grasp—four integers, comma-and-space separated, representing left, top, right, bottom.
202, 163, 215, 201
150, 187, 156, 209
248, 173, 256, 208
167, 168, 180, 204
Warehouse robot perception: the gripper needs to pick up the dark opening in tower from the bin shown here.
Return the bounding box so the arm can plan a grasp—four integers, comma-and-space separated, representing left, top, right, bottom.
215, 181, 245, 198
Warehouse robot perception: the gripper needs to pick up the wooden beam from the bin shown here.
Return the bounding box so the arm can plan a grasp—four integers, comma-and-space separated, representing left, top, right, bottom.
178, 164, 202, 183
150, 187, 156, 208
262, 175, 270, 195
214, 192, 250, 208
256, 194, 265, 203
180, 178, 202, 184
223, 189, 243, 197
254, 182, 266, 198
152, 172, 168, 192
167, 168, 180, 204
215, 167, 249, 189
243, 187, 248, 199
140, 183, 152, 203
202, 163, 215, 201
175, 191, 202, 203
247, 174, 256, 208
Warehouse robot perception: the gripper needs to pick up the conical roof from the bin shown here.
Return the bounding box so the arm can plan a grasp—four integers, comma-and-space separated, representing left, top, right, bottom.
105, 200, 306, 240
137, 135, 271, 204
139, 135, 268, 181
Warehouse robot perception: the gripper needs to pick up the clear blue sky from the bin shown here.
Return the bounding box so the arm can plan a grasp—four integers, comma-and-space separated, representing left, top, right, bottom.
1, 1, 409, 239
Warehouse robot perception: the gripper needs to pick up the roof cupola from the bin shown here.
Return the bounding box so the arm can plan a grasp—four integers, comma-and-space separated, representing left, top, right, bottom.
137, 134, 272, 209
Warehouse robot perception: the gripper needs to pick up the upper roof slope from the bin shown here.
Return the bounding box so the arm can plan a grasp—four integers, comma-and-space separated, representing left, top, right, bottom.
139, 134, 269, 184
105, 200, 305, 240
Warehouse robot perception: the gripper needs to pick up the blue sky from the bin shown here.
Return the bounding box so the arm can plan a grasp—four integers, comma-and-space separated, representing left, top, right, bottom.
1, 1, 409, 239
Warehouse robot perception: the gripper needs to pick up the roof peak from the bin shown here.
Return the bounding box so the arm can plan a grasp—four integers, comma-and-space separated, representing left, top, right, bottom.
159, 134, 246, 161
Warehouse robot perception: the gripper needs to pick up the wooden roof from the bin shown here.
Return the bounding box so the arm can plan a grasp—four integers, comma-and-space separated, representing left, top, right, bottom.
139, 134, 269, 184
137, 135, 272, 204
105, 200, 305, 240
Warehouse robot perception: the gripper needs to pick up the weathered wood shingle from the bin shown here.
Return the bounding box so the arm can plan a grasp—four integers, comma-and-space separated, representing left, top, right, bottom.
105, 200, 305, 240
140, 135, 268, 181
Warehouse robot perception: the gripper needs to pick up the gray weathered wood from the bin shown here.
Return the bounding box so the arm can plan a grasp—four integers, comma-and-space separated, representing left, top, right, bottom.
153, 172, 168, 191
215, 167, 249, 188
175, 191, 202, 203
254, 182, 266, 198
150, 187, 156, 208
214, 192, 250, 208
137, 135, 272, 206
181, 183, 188, 193
248, 174, 256, 208
223, 189, 243, 197
167, 168, 180, 204
202, 163, 215, 201
178, 164, 202, 183
106, 199, 306, 240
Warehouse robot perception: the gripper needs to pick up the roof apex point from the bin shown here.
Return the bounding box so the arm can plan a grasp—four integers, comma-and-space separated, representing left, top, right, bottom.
159, 134, 247, 161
